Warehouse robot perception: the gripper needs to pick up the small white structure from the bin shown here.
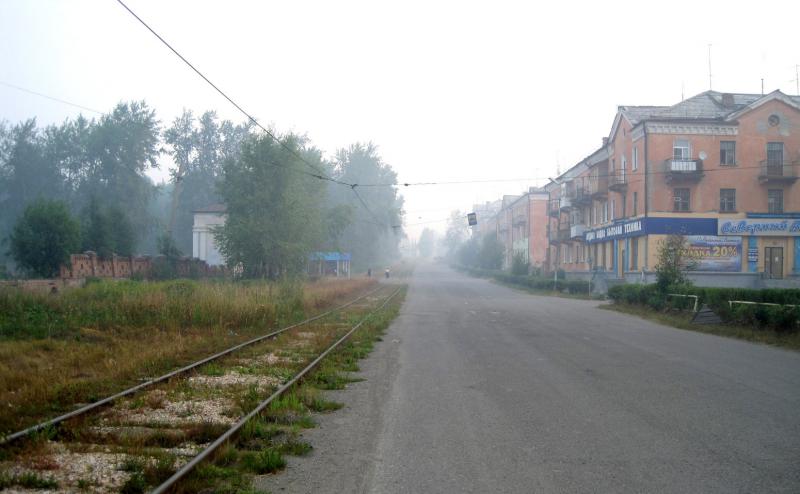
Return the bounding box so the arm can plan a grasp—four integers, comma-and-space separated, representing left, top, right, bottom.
192, 204, 226, 266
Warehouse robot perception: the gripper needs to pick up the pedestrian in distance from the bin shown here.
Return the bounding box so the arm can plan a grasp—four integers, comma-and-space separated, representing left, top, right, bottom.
367, 268, 372, 277
385, 268, 390, 279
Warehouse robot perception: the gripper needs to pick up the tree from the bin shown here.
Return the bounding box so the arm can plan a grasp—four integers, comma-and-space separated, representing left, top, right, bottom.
9, 200, 80, 278
328, 143, 404, 269
163, 110, 252, 254
81, 198, 136, 257
655, 234, 695, 291
443, 210, 468, 259
215, 133, 325, 278
478, 233, 504, 270
418, 228, 436, 258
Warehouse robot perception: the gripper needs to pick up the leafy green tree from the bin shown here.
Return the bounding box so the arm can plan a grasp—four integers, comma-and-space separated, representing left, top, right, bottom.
215, 133, 325, 278
655, 234, 695, 291
478, 233, 504, 270
9, 200, 80, 278
328, 143, 403, 269
81, 196, 113, 257
81, 101, 160, 244
164, 110, 251, 254
0, 120, 64, 245
80, 198, 136, 257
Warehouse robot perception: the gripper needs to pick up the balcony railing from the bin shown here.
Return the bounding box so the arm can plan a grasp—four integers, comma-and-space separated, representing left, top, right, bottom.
557, 227, 570, 242
574, 185, 592, 205
589, 175, 608, 197
758, 160, 798, 183
570, 224, 586, 239
608, 169, 627, 191
663, 158, 703, 182
559, 196, 573, 210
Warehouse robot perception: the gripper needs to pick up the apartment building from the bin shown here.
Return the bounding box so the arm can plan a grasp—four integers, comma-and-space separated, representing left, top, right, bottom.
548, 90, 800, 287
476, 189, 549, 270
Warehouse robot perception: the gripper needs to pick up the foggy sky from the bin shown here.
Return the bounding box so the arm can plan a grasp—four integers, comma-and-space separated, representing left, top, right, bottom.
1, 0, 798, 240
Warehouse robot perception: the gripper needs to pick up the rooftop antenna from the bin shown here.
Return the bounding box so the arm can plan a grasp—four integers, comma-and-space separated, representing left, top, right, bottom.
793, 64, 799, 96
761, 78, 764, 95
681, 81, 685, 101
707, 44, 712, 90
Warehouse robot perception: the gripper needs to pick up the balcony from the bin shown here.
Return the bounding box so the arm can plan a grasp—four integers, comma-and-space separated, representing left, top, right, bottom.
557, 227, 570, 242
608, 169, 627, 191
559, 196, 573, 211
758, 160, 798, 184
548, 199, 561, 217
663, 158, 703, 183
589, 175, 608, 198
570, 224, 586, 239
574, 185, 592, 205
512, 214, 527, 226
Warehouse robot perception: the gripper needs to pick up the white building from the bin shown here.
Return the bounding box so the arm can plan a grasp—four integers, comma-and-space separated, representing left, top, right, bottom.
192, 204, 226, 266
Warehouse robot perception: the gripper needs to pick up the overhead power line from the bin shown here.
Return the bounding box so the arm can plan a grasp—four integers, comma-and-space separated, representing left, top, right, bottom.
113, 0, 400, 229
0, 80, 104, 115
113, 0, 350, 187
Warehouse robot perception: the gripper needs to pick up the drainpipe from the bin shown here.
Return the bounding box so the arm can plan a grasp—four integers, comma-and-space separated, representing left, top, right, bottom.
643, 124, 649, 271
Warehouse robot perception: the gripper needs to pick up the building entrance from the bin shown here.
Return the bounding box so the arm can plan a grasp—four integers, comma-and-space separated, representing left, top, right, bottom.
765, 247, 784, 279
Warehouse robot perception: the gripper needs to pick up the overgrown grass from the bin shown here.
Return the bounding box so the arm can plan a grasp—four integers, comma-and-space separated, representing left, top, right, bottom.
602, 303, 800, 350
0, 277, 375, 435
175, 287, 406, 493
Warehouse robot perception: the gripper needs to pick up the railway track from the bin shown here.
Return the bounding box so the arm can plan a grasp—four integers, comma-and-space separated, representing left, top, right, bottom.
0, 285, 403, 493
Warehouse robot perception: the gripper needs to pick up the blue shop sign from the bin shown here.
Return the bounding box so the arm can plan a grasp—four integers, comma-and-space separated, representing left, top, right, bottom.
718, 218, 800, 236
584, 217, 718, 244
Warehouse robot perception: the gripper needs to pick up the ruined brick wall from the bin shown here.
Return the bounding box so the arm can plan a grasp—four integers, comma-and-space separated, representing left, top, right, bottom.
60, 252, 223, 280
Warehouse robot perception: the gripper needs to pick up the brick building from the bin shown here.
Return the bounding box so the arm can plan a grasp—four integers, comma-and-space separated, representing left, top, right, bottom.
547, 90, 800, 288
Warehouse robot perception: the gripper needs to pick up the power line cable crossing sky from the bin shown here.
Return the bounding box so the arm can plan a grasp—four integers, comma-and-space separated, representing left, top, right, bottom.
1, 0, 798, 237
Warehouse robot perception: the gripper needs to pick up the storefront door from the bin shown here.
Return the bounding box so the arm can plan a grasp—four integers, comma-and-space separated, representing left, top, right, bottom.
765, 247, 784, 279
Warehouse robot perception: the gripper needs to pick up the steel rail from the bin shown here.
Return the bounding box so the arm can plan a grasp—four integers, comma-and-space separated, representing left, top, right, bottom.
151, 286, 403, 494
0, 284, 385, 445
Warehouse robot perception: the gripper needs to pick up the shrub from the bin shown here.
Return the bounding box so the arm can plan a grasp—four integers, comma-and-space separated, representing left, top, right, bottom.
609, 283, 800, 332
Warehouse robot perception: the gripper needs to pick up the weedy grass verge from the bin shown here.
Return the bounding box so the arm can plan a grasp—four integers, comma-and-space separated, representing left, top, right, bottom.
0, 277, 376, 435
601, 302, 800, 350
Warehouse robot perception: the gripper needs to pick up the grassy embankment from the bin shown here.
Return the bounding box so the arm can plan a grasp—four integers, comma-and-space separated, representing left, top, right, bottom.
601, 303, 800, 350
0, 277, 377, 436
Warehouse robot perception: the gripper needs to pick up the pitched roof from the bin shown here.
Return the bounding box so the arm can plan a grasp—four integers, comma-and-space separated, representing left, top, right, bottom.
193, 203, 227, 213
618, 90, 800, 123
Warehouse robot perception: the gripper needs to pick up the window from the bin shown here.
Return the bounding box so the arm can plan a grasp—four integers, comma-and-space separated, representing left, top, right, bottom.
767, 142, 784, 166
621, 155, 627, 171
674, 188, 690, 212
611, 200, 616, 220
720, 141, 736, 166
630, 238, 638, 270
673, 139, 691, 160
633, 191, 638, 216
768, 189, 784, 213
632, 147, 638, 170
720, 189, 736, 212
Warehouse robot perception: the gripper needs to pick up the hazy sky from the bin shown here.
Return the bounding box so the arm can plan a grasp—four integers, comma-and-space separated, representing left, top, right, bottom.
1, 0, 798, 239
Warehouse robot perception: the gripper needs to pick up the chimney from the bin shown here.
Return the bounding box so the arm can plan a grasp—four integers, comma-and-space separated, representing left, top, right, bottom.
721, 93, 735, 107
602, 137, 609, 147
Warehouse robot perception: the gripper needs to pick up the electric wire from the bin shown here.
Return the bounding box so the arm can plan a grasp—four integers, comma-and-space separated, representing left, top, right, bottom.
0, 80, 104, 115
113, 0, 398, 228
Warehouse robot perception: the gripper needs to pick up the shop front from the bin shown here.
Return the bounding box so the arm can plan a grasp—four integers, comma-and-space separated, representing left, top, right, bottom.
718, 217, 800, 280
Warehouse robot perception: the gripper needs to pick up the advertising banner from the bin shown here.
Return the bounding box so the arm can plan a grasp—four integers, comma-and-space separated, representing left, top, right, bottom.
683, 236, 742, 272
583, 217, 718, 244
718, 218, 800, 236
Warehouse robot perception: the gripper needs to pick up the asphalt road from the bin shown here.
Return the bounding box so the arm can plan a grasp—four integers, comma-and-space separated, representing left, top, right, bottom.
256, 262, 800, 493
